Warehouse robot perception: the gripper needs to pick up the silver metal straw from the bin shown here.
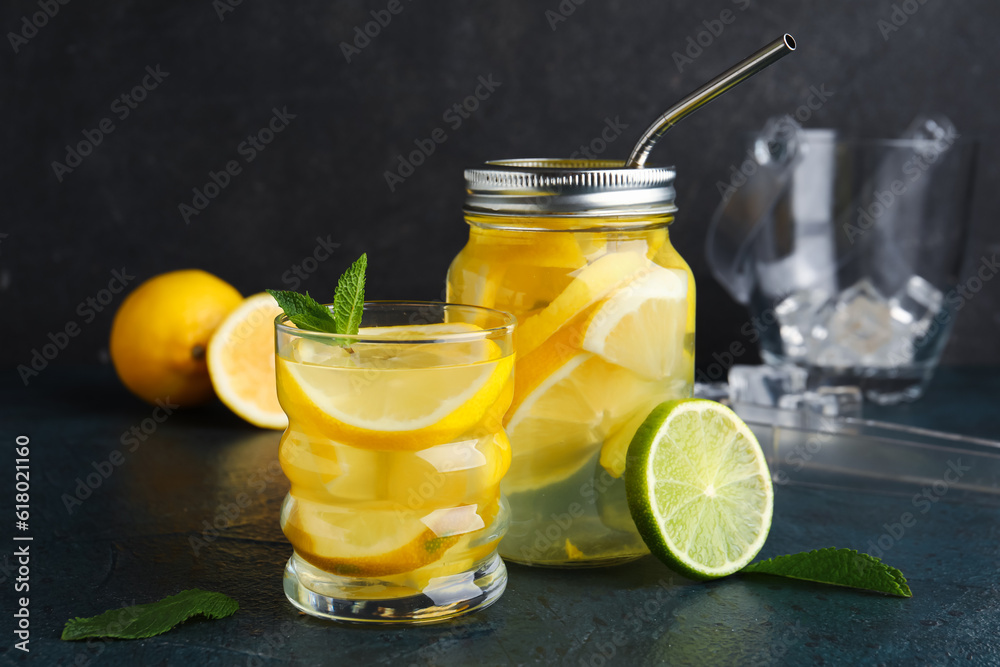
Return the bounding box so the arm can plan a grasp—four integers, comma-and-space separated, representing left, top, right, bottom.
625, 34, 796, 168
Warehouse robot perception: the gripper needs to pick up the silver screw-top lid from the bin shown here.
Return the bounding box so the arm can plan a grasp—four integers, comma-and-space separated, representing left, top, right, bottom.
463, 159, 677, 217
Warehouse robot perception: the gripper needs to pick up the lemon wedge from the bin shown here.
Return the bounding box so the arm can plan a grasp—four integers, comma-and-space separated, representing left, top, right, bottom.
515, 252, 649, 357
503, 353, 659, 494
582, 266, 688, 380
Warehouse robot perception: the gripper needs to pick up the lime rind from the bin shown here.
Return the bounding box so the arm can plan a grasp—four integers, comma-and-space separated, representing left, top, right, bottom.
625, 399, 774, 580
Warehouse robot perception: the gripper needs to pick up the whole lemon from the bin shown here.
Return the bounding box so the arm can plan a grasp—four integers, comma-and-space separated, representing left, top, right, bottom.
110, 269, 243, 406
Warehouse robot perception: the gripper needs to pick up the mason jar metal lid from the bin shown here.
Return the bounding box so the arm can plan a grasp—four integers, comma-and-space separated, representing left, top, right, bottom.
463, 159, 677, 217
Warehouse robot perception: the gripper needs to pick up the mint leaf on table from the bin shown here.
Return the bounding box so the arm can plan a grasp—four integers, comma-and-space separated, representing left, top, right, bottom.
61, 589, 239, 641
333, 252, 366, 337
266, 289, 338, 334
741, 548, 912, 597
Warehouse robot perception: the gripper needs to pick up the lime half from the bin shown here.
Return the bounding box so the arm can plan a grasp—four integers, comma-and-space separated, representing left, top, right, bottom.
625, 399, 774, 580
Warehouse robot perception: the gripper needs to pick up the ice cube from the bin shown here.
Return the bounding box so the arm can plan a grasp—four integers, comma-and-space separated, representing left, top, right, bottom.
288, 337, 350, 365
812, 342, 862, 368
693, 381, 731, 403
824, 278, 893, 358
776, 386, 863, 418
774, 288, 833, 360
728, 364, 808, 407
889, 275, 944, 338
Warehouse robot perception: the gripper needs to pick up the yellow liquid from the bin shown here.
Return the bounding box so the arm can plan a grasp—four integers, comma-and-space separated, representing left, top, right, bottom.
276, 334, 513, 598
447, 223, 695, 566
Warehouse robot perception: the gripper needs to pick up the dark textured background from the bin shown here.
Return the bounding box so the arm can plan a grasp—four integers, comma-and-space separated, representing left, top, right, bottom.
2, 0, 998, 375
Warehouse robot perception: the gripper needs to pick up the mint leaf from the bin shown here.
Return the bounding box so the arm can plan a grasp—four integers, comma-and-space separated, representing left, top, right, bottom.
267, 253, 368, 346
266, 289, 338, 334
61, 589, 239, 641
741, 548, 912, 597
334, 253, 366, 337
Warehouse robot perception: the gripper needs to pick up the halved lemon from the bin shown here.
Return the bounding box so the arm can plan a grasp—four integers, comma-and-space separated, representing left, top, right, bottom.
276, 324, 513, 450
207, 292, 287, 429
582, 266, 689, 380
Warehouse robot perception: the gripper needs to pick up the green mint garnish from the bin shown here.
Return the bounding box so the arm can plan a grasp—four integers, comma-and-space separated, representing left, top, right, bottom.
61, 589, 239, 641
265, 289, 338, 333
266, 252, 367, 345
333, 252, 366, 337
740, 548, 912, 597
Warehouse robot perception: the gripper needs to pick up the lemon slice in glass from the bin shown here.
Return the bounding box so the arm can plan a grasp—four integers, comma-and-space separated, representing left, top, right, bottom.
277, 323, 513, 450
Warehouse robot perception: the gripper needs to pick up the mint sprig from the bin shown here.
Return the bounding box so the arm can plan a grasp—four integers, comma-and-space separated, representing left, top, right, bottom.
333, 253, 366, 337
267, 252, 367, 345
61, 589, 239, 641
265, 289, 338, 333
741, 548, 912, 597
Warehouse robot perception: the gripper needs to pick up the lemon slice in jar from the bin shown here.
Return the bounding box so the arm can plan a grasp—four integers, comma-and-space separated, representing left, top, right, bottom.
581, 266, 689, 381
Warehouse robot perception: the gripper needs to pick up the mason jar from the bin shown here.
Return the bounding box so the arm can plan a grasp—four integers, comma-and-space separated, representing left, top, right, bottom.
446, 159, 695, 567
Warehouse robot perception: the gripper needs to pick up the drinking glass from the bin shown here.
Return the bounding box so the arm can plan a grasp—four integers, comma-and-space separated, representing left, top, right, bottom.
275, 302, 515, 623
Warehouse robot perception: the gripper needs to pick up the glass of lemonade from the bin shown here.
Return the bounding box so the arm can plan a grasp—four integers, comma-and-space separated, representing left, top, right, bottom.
447, 159, 694, 567
275, 302, 515, 622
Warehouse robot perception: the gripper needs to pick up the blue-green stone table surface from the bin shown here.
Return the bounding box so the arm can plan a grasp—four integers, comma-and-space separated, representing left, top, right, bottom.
1, 366, 998, 666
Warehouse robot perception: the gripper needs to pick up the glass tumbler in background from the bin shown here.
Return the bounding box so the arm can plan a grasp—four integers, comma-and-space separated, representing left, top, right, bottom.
448, 159, 695, 567
275, 302, 515, 623
709, 126, 978, 405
